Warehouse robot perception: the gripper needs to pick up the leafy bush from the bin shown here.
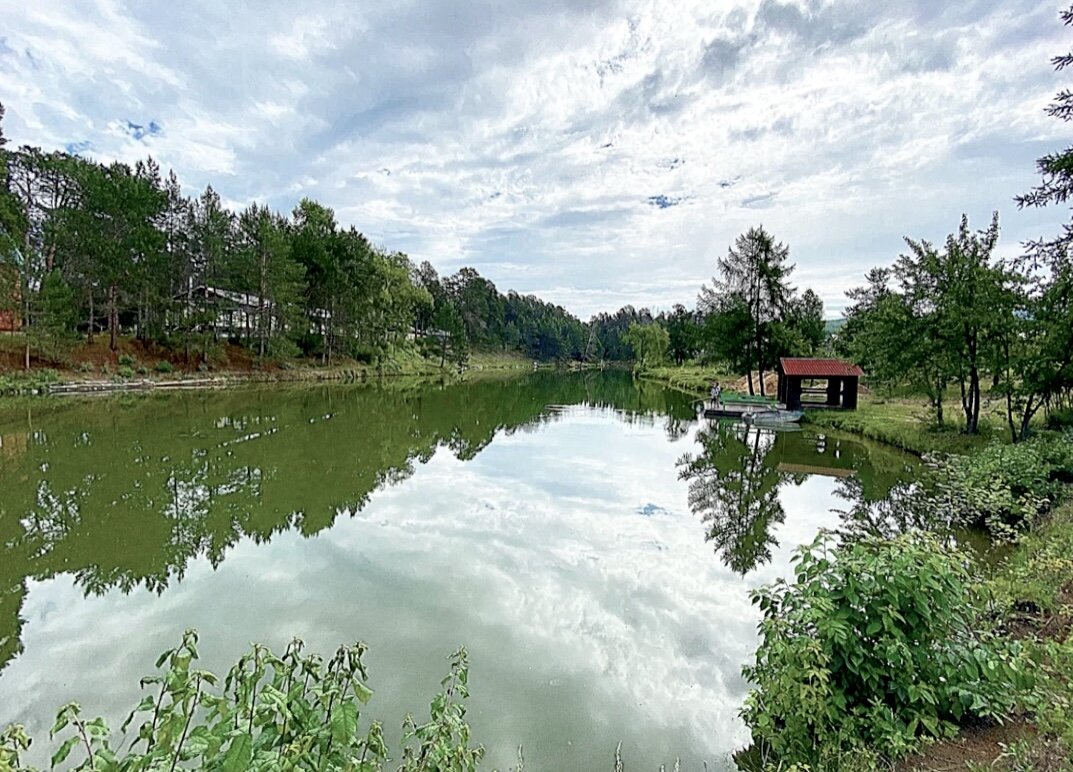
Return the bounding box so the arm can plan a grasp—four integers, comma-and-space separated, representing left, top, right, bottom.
924, 436, 1073, 538
117, 365, 135, 379
1046, 406, 1073, 431
117, 353, 135, 366
154, 360, 174, 374
742, 533, 1032, 768
0, 631, 493, 771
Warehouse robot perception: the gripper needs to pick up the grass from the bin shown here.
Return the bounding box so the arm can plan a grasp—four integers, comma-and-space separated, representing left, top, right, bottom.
0, 368, 59, 396
802, 396, 1001, 456
637, 363, 1030, 456
467, 349, 536, 371
991, 500, 1073, 620
638, 364, 734, 396
0, 335, 547, 396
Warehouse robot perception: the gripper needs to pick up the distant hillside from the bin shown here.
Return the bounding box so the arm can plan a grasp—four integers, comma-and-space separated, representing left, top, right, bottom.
824, 318, 846, 336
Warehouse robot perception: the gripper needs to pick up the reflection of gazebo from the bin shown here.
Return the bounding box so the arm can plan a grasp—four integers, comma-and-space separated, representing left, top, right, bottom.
776, 462, 854, 478
777, 358, 863, 410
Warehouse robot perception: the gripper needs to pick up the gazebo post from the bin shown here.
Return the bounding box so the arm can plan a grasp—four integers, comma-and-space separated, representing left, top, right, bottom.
826, 377, 841, 407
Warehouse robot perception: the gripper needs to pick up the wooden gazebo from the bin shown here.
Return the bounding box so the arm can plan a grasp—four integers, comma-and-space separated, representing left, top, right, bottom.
777, 358, 863, 411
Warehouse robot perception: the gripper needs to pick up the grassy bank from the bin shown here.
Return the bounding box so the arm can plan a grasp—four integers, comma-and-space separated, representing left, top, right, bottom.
637, 364, 731, 395
638, 364, 1024, 457
898, 502, 1073, 771
0, 334, 541, 396
802, 397, 1001, 456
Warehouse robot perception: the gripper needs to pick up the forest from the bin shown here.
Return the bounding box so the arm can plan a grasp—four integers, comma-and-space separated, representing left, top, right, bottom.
0, 100, 832, 377
0, 105, 590, 371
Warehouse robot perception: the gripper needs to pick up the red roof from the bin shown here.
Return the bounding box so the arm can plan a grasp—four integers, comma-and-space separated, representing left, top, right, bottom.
779, 358, 863, 377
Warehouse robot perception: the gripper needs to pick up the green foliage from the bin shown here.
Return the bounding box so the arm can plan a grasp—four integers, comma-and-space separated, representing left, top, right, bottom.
117, 365, 135, 379
992, 502, 1073, 617
3, 129, 592, 373
28, 271, 77, 354
1047, 406, 1073, 430
841, 214, 1013, 435
623, 321, 669, 368
154, 360, 174, 374
0, 631, 494, 772
0, 369, 58, 396
663, 304, 701, 365
696, 226, 822, 393
117, 353, 135, 366
742, 533, 1032, 767
923, 434, 1073, 537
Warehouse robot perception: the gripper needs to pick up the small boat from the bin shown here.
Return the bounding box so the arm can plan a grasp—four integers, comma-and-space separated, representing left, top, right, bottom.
744, 408, 804, 425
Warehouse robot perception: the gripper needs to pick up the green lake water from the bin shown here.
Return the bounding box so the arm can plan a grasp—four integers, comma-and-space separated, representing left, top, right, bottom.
0, 371, 917, 769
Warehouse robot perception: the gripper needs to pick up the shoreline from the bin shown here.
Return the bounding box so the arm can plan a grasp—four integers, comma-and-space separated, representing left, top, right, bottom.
636, 365, 999, 457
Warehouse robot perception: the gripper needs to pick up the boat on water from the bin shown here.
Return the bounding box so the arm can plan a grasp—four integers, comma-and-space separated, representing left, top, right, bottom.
744, 408, 804, 425
697, 400, 804, 424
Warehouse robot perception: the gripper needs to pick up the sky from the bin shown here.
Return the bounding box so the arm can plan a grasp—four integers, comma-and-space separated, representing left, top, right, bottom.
0, 0, 1070, 319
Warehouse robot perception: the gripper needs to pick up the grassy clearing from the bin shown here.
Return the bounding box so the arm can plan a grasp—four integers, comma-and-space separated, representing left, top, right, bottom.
639, 365, 996, 455
802, 396, 1001, 456
638, 364, 733, 396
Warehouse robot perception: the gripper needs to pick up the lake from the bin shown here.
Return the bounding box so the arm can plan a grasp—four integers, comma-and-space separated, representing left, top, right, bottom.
0, 371, 916, 769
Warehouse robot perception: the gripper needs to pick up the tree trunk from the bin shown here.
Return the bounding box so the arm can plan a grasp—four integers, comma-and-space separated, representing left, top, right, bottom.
87, 290, 94, 344
746, 339, 755, 395
969, 365, 981, 435
22, 306, 29, 371
258, 250, 268, 360
935, 378, 944, 426
108, 284, 118, 352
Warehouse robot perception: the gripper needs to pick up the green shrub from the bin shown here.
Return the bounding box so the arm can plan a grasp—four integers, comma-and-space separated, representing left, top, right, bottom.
117, 353, 135, 366
117, 365, 135, 379
924, 436, 1072, 538
1046, 406, 1073, 431
76, 361, 92, 373
154, 360, 174, 374
0, 631, 492, 772
742, 533, 1032, 768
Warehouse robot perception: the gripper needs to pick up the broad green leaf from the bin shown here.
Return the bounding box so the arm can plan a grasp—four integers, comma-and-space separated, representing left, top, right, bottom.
50, 735, 79, 768
330, 702, 359, 745
221, 732, 252, 772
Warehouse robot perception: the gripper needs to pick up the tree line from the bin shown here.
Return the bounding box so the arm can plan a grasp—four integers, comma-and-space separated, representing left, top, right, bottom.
592, 226, 828, 394
0, 98, 834, 374
0, 105, 595, 370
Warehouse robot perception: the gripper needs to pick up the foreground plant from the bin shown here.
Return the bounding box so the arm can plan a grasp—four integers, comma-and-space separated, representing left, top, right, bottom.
741, 533, 1035, 769
0, 630, 488, 771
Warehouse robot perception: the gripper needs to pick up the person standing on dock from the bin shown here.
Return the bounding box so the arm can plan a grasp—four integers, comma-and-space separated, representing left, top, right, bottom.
710, 381, 722, 407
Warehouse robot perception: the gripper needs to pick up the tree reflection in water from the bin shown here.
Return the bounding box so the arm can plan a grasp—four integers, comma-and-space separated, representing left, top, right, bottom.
677, 421, 787, 575
677, 420, 920, 574
0, 371, 698, 674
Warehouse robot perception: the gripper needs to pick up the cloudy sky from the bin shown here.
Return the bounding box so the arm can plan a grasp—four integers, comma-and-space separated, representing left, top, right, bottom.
1, 0, 1070, 318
